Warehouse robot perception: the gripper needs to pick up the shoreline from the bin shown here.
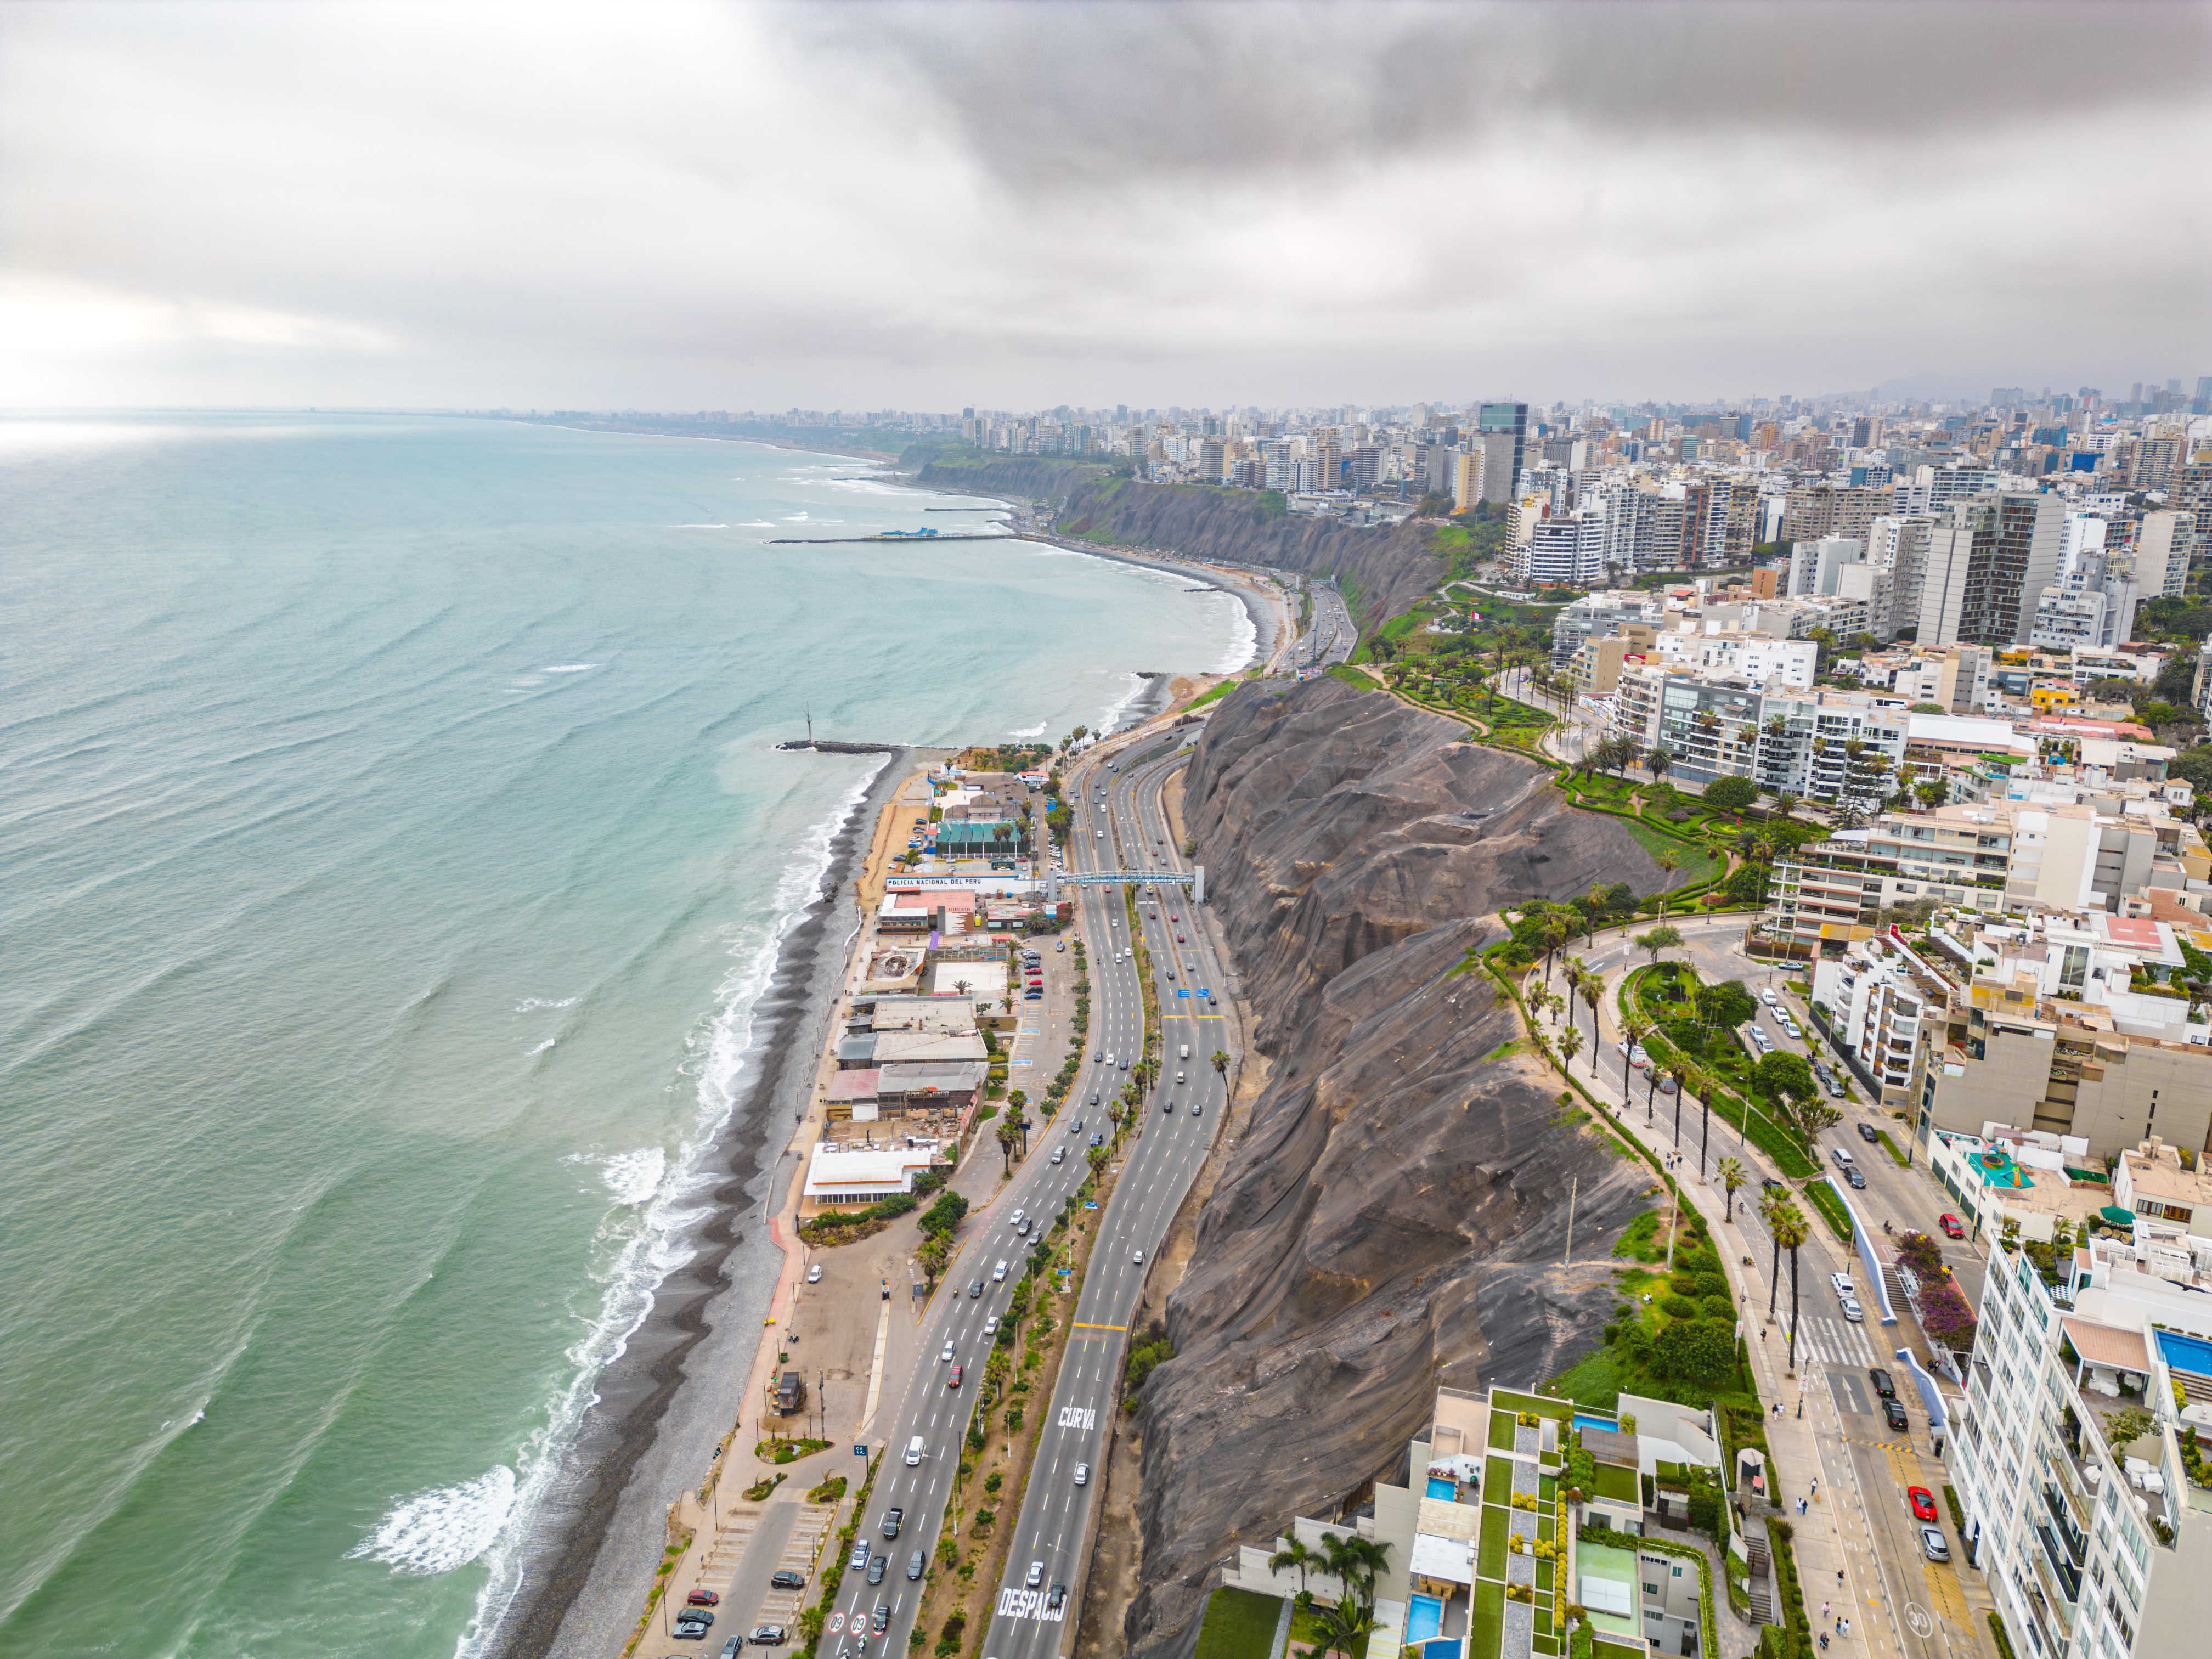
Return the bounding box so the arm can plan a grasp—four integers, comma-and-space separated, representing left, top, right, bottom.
493, 751, 917, 1659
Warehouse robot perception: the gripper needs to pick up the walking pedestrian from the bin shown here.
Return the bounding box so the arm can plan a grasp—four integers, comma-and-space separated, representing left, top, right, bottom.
1821, 1602, 1829, 1621
1837, 1568, 1846, 1587
1810, 1478, 1819, 1499
1841, 1618, 1851, 1638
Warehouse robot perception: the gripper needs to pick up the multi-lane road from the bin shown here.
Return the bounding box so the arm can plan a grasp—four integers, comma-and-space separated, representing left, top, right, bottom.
1297, 580, 1355, 667
978, 739, 1234, 1659
819, 738, 1230, 1659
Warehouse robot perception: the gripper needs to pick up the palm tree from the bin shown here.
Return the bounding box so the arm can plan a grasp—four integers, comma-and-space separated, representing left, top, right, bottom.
1697, 1081, 1713, 1181
1759, 1192, 1788, 1318
1673, 1062, 1697, 1150
1210, 1049, 1229, 1077
995, 1116, 1021, 1175
1717, 1156, 1747, 1222
1559, 1026, 1583, 1076
1622, 1015, 1651, 1074
1267, 1535, 1316, 1595
1646, 746, 1673, 786
1775, 1200, 1812, 1373
1579, 969, 1606, 1060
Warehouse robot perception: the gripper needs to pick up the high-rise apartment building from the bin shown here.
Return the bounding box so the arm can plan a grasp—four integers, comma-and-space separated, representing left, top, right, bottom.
1917, 494, 2065, 648
2136, 512, 2197, 601
1476, 402, 1527, 505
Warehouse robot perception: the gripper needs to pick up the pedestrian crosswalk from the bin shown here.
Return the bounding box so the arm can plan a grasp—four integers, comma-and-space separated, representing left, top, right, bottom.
1781, 1311, 1877, 1369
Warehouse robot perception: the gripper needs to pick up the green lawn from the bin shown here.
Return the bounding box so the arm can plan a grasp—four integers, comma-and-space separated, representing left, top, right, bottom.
1488, 1410, 1517, 1449
1486, 1454, 1515, 1493
1471, 1582, 1505, 1658
1477, 1504, 1510, 1578
1595, 1463, 1641, 1503
1194, 1587, 1284, 1659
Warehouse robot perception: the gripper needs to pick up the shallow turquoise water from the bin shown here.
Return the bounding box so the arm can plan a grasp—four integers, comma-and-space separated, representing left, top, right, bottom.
0, 413, 1247, 1658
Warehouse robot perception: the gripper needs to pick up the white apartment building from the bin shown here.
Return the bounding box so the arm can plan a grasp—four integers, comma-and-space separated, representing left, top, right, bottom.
1647, 628, 1817, 689
1954, 1220, 2212, 1659
1517, 511, 1607, 586
1810, 931, 1945, 1108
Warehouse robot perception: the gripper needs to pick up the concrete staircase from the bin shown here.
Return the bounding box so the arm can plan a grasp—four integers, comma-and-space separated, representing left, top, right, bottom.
1745, 1534, 1775, 1626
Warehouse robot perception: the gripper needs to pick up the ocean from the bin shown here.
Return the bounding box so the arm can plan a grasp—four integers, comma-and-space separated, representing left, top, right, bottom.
0, 413, 1251, 1659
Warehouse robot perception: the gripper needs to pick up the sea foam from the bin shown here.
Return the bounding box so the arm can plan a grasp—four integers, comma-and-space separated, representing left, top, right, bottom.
351, 1466, 517, 1576
539, 664, 599, 674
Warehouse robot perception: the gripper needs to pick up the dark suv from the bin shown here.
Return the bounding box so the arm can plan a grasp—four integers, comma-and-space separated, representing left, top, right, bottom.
1882, 1397, 1910, 1433
1869, 1367, 1895, 1399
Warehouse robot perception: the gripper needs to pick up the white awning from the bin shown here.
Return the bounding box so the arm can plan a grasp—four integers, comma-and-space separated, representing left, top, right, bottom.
1407, 1532, 1475, 1585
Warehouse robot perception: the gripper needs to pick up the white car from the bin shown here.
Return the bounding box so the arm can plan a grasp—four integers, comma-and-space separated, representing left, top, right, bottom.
1839, 1296, 1865, 1323
1830, 1271, 1856, 1298
1133, 1249, 1144, 1264
984, 1314, 999, 1335
1761, 986, 1779, 1005
1026, 1560, 1045, 1588
1073, 1463, 1090, 1486
1779, 1018, 1802, 1039
1617, 1041, 1650, 1069
905, 1436, 924, 1466
992, 1259, 1008, 1283
941, 1341, 955, 1363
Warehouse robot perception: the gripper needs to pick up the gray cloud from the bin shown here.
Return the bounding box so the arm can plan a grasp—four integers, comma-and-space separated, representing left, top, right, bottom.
808, 1, 2211, 189
1, 1, 2206, 409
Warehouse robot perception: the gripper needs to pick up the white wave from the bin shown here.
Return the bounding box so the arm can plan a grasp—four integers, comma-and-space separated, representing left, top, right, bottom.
668, 523, 728, 529
783, 512, 809, 521
1008, 721, 1047, 738
351, 1465, 517, 1576
598, 1147, 667, 1206
739, 520, 775, 527
1098, 673, 1147, 733
514, 996, 578, 1013
453, 758, 889, 1659
540, 664, 599, 674
526, 1038, 555, 1056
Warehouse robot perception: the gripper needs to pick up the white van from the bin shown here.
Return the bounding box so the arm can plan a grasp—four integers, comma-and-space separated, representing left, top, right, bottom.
1179, 1045, 1189, 1060
992, 1259, 1008, 1282
1175, 1071, 1184, 1084
905, 1436, 924, 1466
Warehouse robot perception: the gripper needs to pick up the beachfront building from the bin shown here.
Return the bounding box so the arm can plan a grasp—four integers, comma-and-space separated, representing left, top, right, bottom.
1951, 1216, 2212, 1659
800, 1142, 943, 1211
1213, 1384, 1711, 1659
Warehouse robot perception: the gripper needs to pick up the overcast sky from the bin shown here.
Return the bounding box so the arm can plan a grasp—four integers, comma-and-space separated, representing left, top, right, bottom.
4, 1, 2208, 412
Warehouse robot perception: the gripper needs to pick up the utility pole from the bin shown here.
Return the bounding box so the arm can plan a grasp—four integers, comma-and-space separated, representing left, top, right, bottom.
1562, 1177, 1578, 1267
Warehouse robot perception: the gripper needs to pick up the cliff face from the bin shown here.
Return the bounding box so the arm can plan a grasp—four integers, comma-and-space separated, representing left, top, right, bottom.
910, 461, 1445, 625
1124, 678, 1663, 1657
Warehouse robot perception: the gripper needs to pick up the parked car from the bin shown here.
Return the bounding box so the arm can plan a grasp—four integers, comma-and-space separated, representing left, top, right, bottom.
1884, 1397, 1910, 1432
1857, 1122, 1881, 1143
1939, 1212, 1966, 1239
806, 1263, 822, 1284
770, 1570, 806, 1591
1909, 1486, 1938, 1521
687, 1589, 720, 1607
748, 1625, 788, 1647
674, 1610, 714, 1639
1831, 1271, 1856, 1297
1830, 1146, 1855, 1167
1839, 1296, 1865, 1323
1869, 1368, 1895, 1399
1844, 1166, 1867, 1189
1919, 1525, 1950, 1563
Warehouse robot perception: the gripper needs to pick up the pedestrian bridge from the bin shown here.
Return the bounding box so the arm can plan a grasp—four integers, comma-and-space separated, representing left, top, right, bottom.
1049, 867, 1204, 904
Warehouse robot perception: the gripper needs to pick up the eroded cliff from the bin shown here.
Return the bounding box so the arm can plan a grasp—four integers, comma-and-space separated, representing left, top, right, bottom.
911, 460, 1446, 623
1124, 677, 1663, 1657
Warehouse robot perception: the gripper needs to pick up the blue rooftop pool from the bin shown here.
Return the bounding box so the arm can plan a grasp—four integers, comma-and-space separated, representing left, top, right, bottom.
1407, 1595, 1444, 1644
1572, 1412, 1616, 1436
1426, 1476, 1458, 1500
2157, 1329, 2212, 1380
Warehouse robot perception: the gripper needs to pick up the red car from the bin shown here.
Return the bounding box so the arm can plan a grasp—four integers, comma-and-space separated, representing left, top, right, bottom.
1908, 1487, 1938, 1522
686, 1589, 720, 1607
948, 1363, 963, 1389
1938, 1213, 1966, 1239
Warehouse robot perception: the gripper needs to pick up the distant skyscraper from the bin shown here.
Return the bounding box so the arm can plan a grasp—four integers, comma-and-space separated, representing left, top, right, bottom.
1476, 403, 1527, 505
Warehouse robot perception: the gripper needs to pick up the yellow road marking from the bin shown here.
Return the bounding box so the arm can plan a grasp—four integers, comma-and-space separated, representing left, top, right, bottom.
1073, 1322, 1128, 1333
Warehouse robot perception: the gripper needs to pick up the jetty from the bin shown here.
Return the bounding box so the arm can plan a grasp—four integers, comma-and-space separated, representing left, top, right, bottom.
776, 738, 902, 755
765, 531, 1008, 545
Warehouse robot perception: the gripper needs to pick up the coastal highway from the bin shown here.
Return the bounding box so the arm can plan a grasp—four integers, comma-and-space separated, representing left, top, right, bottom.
1300, 579, 1355, 667
824, 742, 1226, 1659
976, 738, 1234, 1659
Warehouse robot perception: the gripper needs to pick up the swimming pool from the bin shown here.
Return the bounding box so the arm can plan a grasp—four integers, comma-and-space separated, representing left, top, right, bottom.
1426, 1476, 1458, 1500
1572, 1412, 1616, 1436
2157, 1328, 2212, 1380
1407, 1594, 1444, 1644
